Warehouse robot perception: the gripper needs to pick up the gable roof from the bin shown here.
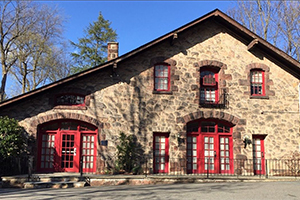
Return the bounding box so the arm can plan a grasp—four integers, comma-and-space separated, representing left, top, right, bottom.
0, 9, 300, 108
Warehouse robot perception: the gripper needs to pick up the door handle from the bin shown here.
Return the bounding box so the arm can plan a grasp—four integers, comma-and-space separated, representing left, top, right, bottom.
74, 148, 77, 156
261, 152, 264, 158
214, 151, 217, 157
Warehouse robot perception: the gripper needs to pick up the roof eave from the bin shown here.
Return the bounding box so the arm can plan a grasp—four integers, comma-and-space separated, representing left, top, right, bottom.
0, 9, 299, 109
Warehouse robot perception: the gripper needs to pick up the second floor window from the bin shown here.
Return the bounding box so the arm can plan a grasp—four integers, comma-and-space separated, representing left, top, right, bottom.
250, 69, 265, 96
56, 94, 85, 106
154, 64, 170, 91
200, 70, 218, 104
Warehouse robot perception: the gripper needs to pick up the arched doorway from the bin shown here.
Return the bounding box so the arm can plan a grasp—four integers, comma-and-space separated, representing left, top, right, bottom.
187, 119, 234, 174
36, 120, 98, 173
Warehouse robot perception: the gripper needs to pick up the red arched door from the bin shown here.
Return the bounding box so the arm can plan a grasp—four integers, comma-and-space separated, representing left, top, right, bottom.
187, 119, 234, 174
37, 120, 98, 173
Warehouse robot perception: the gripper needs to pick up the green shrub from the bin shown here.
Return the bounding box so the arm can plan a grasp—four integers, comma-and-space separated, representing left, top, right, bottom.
116, 132, 144, 174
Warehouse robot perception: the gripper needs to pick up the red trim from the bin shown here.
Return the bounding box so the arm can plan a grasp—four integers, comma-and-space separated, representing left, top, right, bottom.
250, 69, 265, 96
252, 135, 265, 175
153, 132, 169, 173
81, 133, 97, 173
200, 68, 219, 104
154, 63, 171, 92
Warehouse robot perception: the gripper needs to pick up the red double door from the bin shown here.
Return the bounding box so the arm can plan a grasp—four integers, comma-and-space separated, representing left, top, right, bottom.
187, 134, 233, 174
37, 121, 97, 173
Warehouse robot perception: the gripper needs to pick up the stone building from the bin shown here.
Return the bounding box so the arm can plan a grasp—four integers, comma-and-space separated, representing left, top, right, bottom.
0, 9, 299, 175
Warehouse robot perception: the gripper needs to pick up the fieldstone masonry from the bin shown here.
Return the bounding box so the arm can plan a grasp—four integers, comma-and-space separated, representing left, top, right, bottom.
0, 19, 299, 174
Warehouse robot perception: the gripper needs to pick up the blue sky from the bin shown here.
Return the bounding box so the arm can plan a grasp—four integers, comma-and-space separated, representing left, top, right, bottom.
42, 1, 236, 56
7, 1, 236, 96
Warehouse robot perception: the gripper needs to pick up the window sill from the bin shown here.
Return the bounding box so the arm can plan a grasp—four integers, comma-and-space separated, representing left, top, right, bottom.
250, 95, 269, 100
153, 91, 173, 95
199, 103, 226, 109
54, 105, 87, 110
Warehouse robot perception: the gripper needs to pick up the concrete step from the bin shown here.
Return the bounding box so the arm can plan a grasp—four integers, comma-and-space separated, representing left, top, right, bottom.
1, 175, 88, 188
23, 181, 86, 189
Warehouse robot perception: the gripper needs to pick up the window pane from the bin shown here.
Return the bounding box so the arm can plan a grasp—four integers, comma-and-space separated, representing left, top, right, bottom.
193, 137, 197, 143
204, 137, 208, 142
193, 164, 197, 170
226, 164, 230, 170
220, 137, 224, 143
204, 151, 208, 156
193, 150, 197, 156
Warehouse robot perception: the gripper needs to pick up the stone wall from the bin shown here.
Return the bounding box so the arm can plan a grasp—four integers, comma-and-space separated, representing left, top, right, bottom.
0, 20, 299, 173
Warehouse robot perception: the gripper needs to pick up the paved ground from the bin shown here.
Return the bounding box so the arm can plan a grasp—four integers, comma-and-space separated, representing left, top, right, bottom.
1, 181, 300, 200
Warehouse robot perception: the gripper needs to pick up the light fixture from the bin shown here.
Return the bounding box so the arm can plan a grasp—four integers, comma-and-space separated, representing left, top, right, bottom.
243, 135, 252, 148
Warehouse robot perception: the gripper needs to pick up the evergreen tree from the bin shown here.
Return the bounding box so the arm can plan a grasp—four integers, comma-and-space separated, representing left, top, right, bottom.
71, 12, 117, 73
0, 116, 25, 158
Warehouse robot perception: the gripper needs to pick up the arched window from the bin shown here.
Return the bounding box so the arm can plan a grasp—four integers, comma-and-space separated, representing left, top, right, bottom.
200, 68, 219, 104
154, 63, 170, 91
250, 69, 265, 96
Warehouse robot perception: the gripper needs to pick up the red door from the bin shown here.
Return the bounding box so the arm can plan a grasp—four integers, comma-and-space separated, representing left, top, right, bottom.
81, 134, 97, 173
186, 121, 233, 175
187, 135, 199, 174
201, 135, 217, 174
37, 120, 98, 173
219, 136, 233, 174
60, 132, 80, 172
153, 133, 169, 173
37, 132, 57, 172
253, 136, 265, 175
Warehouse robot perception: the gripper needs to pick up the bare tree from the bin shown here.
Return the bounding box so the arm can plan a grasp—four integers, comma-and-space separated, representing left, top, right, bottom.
10, 2, 70, 94
227, 0, 300, 61
0, 1, 70, 100
0, 1, 37, 101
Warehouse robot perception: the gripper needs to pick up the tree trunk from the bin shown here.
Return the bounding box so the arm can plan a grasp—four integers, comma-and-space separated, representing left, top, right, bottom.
0, 71, 7, 101
21, 62, 27, 94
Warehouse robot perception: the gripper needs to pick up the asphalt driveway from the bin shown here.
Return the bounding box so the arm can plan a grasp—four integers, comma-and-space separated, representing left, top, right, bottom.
1, 181, 300, 200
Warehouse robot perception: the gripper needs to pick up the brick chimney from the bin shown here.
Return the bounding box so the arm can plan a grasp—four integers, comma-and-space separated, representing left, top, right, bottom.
107, 42, 119, 61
